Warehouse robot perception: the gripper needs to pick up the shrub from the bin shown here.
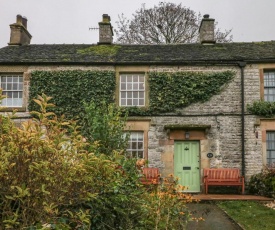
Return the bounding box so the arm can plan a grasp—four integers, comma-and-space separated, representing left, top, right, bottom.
0, 92, 195, 229
0, 94, 124, 229
82, 101, 129, 156
247, 101, 275, 117
248, 165, 275, 198
141, 176, 194, 229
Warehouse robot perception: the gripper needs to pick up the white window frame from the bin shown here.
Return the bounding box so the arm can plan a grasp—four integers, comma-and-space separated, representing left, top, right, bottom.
266, 131, 275, 165
0, 74, 23, 107
119, 73, 145, 107
126, 131, 144, 158
264, 71, 275, 102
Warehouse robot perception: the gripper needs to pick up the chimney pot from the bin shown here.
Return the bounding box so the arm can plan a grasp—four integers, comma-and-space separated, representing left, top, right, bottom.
203, 14, 210, 19
16, 15, 22, 24
102, 14, 111, 23
22, 16, 28, 28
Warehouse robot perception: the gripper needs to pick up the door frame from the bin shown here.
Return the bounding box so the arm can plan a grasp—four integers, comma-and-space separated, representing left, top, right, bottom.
174, 140, 201, 192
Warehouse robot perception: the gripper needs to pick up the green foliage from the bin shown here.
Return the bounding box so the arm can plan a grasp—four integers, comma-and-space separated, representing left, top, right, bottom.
218, 201, 275, 230
29, 70, 116, 120
247, 100, 275, 117
0, 93, 197, 229
29, 70, 234, 118
147, 71, 234, 113
77, 45, 121, 56
141, 178, 194, 229
0, 94, 126, 229
82, 101, 129, 156
248, 165, 275, 198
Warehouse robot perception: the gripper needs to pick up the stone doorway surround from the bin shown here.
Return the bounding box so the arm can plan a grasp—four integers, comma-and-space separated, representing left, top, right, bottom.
161, 124, 211, 185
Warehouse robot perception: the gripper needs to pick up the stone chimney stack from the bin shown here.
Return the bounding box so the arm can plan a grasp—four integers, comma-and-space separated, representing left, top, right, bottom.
98, 14, 113, 44
9, 15, 32, 46
199, 14, 215, 44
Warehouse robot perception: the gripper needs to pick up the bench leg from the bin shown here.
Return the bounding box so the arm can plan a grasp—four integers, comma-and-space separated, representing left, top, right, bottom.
205, 184, 208, 194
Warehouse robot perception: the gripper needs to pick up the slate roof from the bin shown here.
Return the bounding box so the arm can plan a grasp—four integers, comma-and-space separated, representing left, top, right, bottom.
0, 42, 275, 65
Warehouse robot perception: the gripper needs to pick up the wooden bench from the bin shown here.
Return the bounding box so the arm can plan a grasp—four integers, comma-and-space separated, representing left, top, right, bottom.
203, 168, 245, 194
140, 167, 160, 185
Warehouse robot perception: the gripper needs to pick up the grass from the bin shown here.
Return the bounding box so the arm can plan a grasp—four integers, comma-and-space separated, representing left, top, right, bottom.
217, 201, 275, 230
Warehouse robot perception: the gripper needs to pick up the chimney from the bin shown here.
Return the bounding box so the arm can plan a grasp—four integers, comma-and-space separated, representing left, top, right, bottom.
9, 15, 32, 46
199, 14, 215, 44
98, 14, 113, 44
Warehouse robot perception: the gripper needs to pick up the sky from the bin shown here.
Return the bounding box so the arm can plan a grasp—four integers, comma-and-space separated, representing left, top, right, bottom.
1, 0, 275, 47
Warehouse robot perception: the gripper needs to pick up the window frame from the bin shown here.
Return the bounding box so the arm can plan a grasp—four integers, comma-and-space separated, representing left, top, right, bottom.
262, 70, 275, 102
0, 74, 24, 108
266, 131, 275, 166
119, 73, 145, 107
125, 131, 144, 158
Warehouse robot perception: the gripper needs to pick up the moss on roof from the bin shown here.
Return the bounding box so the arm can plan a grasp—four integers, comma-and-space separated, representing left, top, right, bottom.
77, 45, 121, 56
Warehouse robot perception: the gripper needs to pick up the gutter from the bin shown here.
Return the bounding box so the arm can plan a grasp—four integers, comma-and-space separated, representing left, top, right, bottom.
238, 61, 247, 177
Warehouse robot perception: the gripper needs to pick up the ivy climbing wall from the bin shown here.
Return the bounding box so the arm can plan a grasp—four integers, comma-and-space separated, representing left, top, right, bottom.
25, 64, 263, 180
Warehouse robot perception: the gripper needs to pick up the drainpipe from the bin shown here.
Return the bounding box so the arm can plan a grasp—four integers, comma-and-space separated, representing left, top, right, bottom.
238, 61, 246, 177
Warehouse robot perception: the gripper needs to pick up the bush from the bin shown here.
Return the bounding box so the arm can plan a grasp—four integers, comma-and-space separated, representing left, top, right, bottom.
247, 101, 275, 117
0, 94, 127, 229
248, 165, 275, 198
0, 92, 195, 229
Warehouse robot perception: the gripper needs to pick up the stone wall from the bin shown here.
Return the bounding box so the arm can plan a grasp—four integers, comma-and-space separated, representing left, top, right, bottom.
0, 63, 264, 181
147, 64, 262, 181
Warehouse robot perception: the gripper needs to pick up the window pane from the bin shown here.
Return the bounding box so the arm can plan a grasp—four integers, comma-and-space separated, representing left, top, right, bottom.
127, 83, 132, 90
127, 99, 132, 105
139, 99, 144, 105
133, 75, 139, 82
121, 83, 126, 90
139, 83, 144, 90
7, 77, 13, 83
7, 83, 12, 90
138, 151, 143, 158
121, 75, 126, 82
133, 99, 138, 105
121, 91, 126, 99
133, 91, 138, 98
121, 99, 126, 106
133, 83, 138, 90
119, 74, 145, 106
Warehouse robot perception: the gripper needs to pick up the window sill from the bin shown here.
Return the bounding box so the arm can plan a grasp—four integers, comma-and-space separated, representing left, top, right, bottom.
0, 107, 27, 112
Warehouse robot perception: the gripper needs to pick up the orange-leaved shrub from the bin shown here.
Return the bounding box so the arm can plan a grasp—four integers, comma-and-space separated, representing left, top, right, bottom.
0, 94, 125, 229
0, 92, 196, 229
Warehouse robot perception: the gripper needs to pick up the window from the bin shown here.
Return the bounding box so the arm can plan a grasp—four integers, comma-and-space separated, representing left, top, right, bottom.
120, 74, 145, 106
266, 131, 275, 165
0, 75, 23, 107
126, 132, 144, 158
264, 71, 275, 101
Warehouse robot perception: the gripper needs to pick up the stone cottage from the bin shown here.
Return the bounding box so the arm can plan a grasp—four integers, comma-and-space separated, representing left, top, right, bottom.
0, 14, 274, 192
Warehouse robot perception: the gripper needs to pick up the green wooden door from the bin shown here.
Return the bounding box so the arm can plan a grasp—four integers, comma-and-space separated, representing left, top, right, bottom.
174, 141, 200, 192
